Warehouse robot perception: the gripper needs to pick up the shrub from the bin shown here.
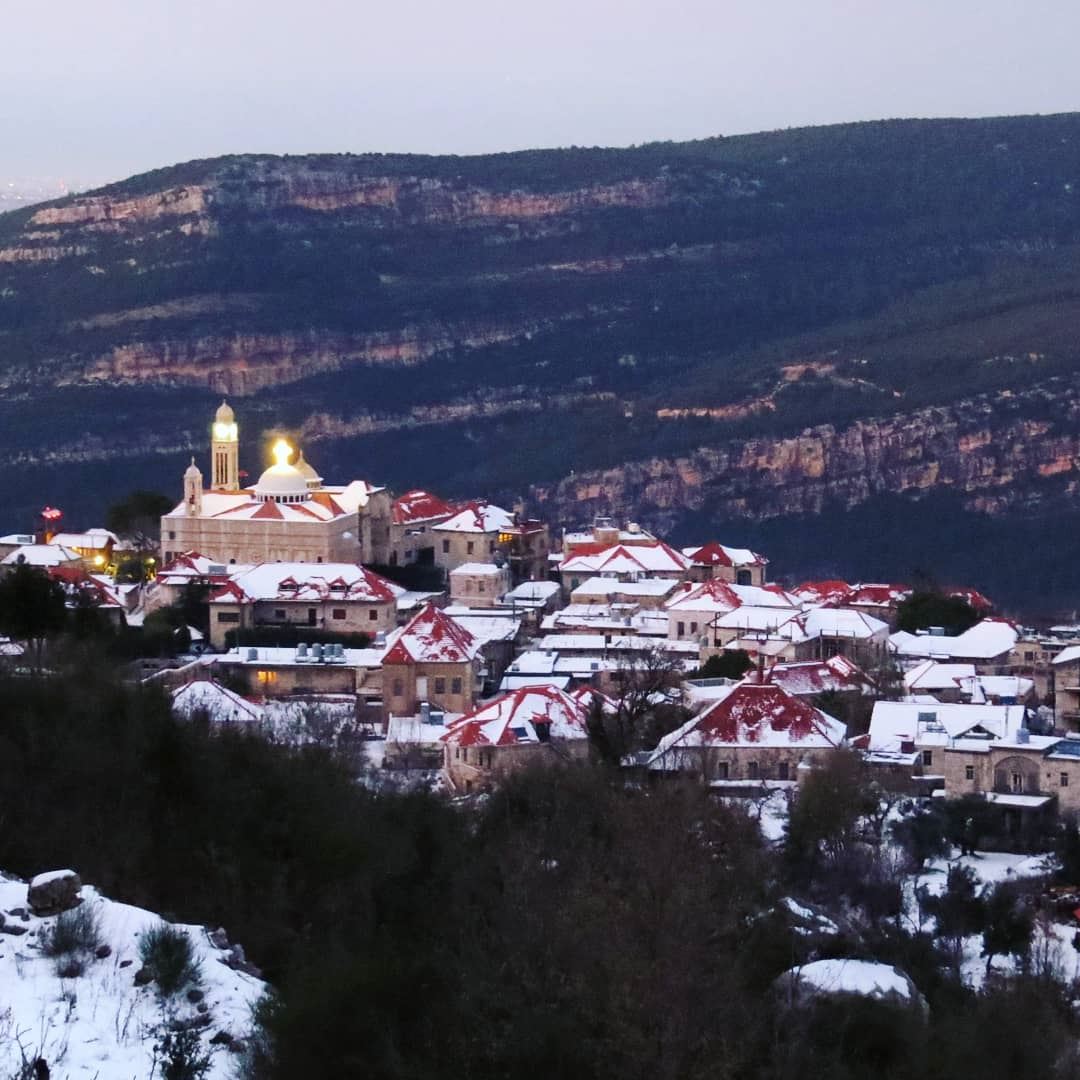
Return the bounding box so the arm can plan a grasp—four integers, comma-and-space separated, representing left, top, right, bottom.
138, 923, 202, 998
41, 904, 103, 959
153, 1025, 211, 1080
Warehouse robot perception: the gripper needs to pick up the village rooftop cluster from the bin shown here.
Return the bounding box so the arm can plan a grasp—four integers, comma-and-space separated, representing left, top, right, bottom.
5, 402, 1080, 827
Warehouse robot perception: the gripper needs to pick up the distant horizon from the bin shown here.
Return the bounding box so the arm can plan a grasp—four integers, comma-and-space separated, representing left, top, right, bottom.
4, 0, 1079, 192
12, 107, 1080, 198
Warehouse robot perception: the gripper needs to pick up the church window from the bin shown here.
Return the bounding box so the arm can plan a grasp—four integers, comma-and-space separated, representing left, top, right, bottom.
332, 609, 346, 620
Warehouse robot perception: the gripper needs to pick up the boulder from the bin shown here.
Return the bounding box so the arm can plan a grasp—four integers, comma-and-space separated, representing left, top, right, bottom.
94, 944, 112, 960
207, 927, 229, 950
27, 871, 81, 916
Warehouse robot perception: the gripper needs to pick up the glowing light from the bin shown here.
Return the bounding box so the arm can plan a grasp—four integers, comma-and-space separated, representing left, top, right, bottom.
272, 439, 294, 467
93, 554, 105, 567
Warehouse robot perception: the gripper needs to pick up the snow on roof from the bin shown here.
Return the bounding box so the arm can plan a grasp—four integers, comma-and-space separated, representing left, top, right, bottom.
433, 501, 514, 534
1053, 644, 1080, 666
391, 489, 455, 525
561, 541, 690, 576
890, 618, 1019, 660
171, 680, 263, 724
801, 607, 889, 640
766, 655, 874, 696
499, 674, 573, 692
446, 613, 521, 647
903, 660, 977, 691
51, 529, 118, 550
383, 603, 479, 664
785, 959, 914, 1002
956, 675, 1033, 701
867, 700, 1027, 752
684, 541, 767, 567
536, 633, 699, 655
710, 606, 804, 636
505, 651, 560, 675
1, 543, 82, 566
209, 562, 402, 605
846, 583, 911, 607
441, 685, 590, 746
572, 576, 679, 598
665, 578, 742, 613
504, 580, 561, 602
451, 562, 507, 576
221, 644, 386, 667
157, 552, 248, 583
792, 580, 853, 606
650, 682, 844, 761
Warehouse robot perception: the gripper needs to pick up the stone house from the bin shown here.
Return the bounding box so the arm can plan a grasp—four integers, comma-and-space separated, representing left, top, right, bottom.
683, 541, 768, 586
206, 562, 401, 649
381, 603, 481, 724
387, 489, 456, 567
561, 518, 657, 560
645, 682, 846, 783
450, 562, 511, 608
559, 541, 691, 595
432, 502, 515, 575
1052, 645, 1080, 728
441, 685, 592, 792
211, 643, 384, 698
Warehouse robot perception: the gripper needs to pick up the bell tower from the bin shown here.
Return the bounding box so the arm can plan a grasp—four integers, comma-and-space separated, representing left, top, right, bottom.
183, 458, 203, 517
211, 400, 240, 492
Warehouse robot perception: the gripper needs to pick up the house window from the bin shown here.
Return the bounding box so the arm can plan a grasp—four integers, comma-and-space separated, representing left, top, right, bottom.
922, 750, 933, 766
435, 677, 446, 694
677, 622, 685, 637
1062, 773, 1070, 788
716, 762, 729, 780
736, 570, 751, 586
216, 612, 240, 623
274, 609, 287, 620
965, 765, 975, 781
307, 608, 316, 625
747, 762, 759, 780
489, 541, 496, 554
1025, 651, 1035, 661
455, 748, 461, 760
332, 609, 346, 620
451, 677, 462, 694
778, 762, 789, 781
256, 670, 277, 684
467, 541, 475, 555
442, 540, 450, 554
392, 678, 404, 697
167, 531, 176, 540
368, 609, 378, 621
690, 622, 698, 635
478, 582, 485, 593
1011, 771, 1023, 793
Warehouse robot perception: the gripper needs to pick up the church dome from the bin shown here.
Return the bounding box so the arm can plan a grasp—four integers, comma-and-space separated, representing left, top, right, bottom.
295, 451, 323, 490
254, 440, 310, 503
215, 400, 235, 424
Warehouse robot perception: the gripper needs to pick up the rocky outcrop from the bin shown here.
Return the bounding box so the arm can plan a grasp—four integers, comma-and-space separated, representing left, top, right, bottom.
531, 381, 1080, 528
27, 870, 82, 916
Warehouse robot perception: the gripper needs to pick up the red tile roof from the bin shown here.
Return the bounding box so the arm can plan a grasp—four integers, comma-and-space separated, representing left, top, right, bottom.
392, 489, 455, 525
383, 603, 477, 665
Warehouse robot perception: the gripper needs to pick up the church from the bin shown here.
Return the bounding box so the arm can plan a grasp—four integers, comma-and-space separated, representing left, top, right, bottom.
161, 402, 391, 567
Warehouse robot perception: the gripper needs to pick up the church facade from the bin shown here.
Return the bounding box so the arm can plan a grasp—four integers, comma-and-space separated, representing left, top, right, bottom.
161, 402, 391, 567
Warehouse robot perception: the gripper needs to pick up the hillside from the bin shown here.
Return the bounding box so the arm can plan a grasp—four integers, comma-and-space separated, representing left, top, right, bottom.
5, 115, 1080, 605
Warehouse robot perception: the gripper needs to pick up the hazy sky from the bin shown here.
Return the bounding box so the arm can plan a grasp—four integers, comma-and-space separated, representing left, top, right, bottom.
3, 0, 1080, 188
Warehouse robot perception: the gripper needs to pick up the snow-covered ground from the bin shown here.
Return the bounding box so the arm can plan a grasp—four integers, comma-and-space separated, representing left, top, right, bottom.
0, 874, 264, 1079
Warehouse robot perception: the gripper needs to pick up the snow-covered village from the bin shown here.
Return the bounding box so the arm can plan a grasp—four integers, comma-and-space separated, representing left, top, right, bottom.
3, 401, 1080, 1076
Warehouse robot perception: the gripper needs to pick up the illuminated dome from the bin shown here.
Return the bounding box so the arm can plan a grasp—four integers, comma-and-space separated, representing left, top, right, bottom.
295, 450, 323, 490
254, 440, 310, 503
215, 400, 235, 425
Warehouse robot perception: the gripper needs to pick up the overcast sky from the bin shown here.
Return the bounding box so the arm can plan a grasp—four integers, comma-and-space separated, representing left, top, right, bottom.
3, 0, 1080, 189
